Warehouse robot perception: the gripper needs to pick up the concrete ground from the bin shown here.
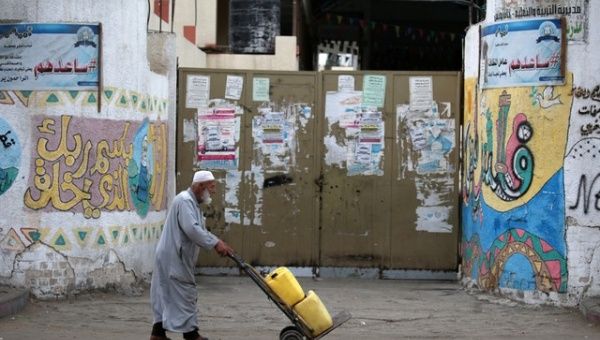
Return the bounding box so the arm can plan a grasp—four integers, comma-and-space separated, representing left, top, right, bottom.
0, 276, 598, 340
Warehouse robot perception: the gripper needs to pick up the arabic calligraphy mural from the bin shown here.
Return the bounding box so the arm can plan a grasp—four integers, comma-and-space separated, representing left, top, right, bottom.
482, 92, 534, 202
461, 75, 573, 292
24, 115, 167, 218
481, 18, 565, 88
494, 0, 588, 42
0, 117, 20, 196
0, 23, 99, 90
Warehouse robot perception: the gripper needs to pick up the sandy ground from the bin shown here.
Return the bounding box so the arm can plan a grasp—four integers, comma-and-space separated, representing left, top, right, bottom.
0, 276, 598, 339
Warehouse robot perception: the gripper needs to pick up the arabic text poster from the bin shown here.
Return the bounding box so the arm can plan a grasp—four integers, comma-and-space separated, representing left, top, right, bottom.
0, 23, 99, 90
225, 75, 243, 100
481, 18, 565, 88
252, 77, 270, 102
197, 106, 240, 170
186, 75, 210, 108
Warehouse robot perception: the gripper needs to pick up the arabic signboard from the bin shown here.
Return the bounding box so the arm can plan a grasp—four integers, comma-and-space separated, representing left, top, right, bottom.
481, 18, 565, 89
0, 23, 100, 90
494, 0, 588, 42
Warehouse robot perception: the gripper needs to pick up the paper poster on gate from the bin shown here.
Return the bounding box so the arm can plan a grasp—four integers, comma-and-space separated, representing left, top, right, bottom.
397, 104, 455, 176
252, 103, 302, 171
197, 106, 240, 170
186, 75, 210, 108
481, 17, 565, 88
324, 91, 384, 176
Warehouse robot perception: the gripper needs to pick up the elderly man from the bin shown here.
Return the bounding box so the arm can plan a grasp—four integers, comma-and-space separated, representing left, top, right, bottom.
150, 170, 234, 340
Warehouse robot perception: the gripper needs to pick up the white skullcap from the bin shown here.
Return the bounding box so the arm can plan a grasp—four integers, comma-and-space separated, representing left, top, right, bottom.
192, 170, 215, 183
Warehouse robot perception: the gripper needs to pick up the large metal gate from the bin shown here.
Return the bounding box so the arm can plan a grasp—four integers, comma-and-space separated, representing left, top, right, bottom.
177, 68, 461, 272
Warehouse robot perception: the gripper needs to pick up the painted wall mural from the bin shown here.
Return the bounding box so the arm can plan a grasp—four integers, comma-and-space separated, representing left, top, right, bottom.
461, 76, 573, 293
0, 116, 20, 196
565, 83, 600, 226
23, 114, 167, 218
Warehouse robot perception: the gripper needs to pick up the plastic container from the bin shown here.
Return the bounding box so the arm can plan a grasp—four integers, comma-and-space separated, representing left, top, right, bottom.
293, 290, 333, 336
264, 267, 305, 308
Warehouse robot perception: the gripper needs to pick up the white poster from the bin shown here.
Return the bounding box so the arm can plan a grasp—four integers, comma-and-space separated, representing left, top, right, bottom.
338, 75, 355, 92
409, 76, 433, 111
186, 75, 210, 108
225, 75, 243, 100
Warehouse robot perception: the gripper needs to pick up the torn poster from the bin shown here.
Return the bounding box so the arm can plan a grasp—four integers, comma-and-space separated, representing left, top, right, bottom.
397, 104, 455, 175
325, 91, 384, 176
252, 107, 297, 171
197, 104, 241, 170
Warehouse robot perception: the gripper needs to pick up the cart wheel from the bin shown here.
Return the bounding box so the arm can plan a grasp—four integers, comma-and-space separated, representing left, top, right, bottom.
279, 326, 305, 340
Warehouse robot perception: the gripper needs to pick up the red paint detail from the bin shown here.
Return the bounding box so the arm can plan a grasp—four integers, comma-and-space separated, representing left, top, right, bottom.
545, 260, 562, 288
516, 229, 526, 238
154, 0, 170, 23
541, 239, 553, 253
525, 238, 533, 248
183, 25, 196, 44
480, 262, 488, 275
499, 234, 505, 241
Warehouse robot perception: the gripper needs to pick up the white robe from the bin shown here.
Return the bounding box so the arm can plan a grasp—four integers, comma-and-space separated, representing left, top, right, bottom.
151, 188, 219, 333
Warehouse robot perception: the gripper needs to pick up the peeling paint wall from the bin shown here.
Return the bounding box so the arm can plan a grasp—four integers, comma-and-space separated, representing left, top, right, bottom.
461, 0, 600, 306
0, 0, 175, 299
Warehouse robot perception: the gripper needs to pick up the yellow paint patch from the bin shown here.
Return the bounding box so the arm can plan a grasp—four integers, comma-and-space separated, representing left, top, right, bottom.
477, 74, 573, 211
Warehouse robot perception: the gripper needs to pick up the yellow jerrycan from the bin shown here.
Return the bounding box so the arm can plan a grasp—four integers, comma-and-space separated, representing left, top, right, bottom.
264, 267, 305, 308
293, 290, 333, 336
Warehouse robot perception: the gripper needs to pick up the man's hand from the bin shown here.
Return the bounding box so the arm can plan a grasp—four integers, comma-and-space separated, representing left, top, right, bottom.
214, 240, 234, 257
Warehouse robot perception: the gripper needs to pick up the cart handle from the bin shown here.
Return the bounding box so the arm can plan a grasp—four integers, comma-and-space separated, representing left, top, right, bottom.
227, 252, 245, 268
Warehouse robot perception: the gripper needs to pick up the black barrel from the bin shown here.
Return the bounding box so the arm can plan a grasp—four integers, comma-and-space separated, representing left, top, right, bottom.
229, 0, 281, 54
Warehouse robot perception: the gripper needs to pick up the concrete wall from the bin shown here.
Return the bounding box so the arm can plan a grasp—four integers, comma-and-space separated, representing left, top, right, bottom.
0, 0, 176, 298
149, 0, 297, 71
461, 0, 600, 306
148, 0, 208, 68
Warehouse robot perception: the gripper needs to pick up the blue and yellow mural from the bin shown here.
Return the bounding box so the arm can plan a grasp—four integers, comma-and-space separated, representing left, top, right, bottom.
461, 76, 571, 293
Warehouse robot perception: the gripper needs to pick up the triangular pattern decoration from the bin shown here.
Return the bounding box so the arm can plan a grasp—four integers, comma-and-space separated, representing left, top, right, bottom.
14, 91, 31, 106
108, 226, 122, 244
20, 227, 50, 244
96, 229, 107, 247
72, 227, 93, 248
87, 93, 97, 104
0, 228, 25, 252
50, 228, 71, 251
46, 93, 61, 104
104, 88, 114, 101
140, 99, 147, 112
117, 93, 129, 108
68, 91, 80, 101
0, 91, 15, 105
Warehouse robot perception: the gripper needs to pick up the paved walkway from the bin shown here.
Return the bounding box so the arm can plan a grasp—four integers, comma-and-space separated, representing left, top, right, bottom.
1, 277, 599, 339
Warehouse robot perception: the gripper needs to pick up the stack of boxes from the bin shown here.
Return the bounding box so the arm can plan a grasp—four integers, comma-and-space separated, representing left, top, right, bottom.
264, 267, 333, 336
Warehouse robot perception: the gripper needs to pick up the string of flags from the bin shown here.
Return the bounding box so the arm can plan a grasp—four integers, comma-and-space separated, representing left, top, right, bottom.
323, 13, 460, 43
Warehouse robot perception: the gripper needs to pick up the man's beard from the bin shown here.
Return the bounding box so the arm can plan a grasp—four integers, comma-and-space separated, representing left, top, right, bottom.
201, 189, 212, 205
